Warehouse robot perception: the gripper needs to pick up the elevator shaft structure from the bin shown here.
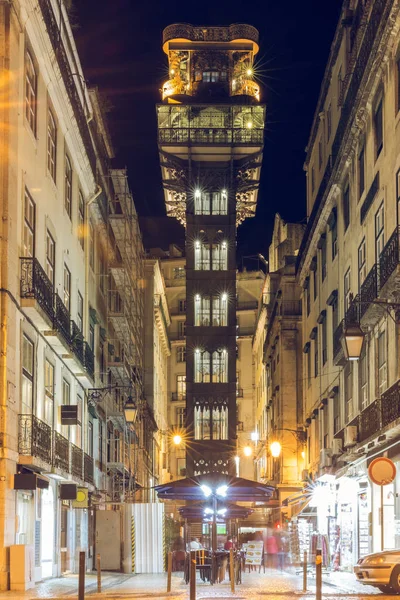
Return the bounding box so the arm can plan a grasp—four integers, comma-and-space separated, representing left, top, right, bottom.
157, 24, 265, 476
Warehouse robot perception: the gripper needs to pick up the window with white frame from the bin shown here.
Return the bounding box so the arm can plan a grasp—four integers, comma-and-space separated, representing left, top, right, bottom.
176, 407, 186, 428
63, 264, 71, 312
378, 329, 387, 396
23, 190, 35, 258
65, 155, 72, 218
358, 238, 366, 290
44, 359, 54, 426
212, 294, 228, 326
78, 191, 85, 248
344, 268, 351, 313
375, 202, 384, 262
46, 230, 55, 285
177, 375, 186, 399
178, 320, 186, 338
212, 190, 228, 215
212, 242, 227, 270
47, 109, 57, 181
194, 190, 210, 215
359, 344, 368, 411
344, 362, 353, 422
21, 335, 34, 414
195, 294, 210, 325
25, 51, 37, 133
194, 294, 228, 326
179, 299, 186, 313
177, 346, 186, 363
194, 241, 211, 270
194, 404, 211, 439
212, 405, 228, 439
77, 292, 83, 332
71, 394, 82, 447
173, 266, 185, 279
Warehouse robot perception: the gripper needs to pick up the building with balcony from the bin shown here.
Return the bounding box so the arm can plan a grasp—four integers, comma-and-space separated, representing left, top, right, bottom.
252, 215, 304, 524
0, 0, 146, 587
157, 23, 265, 477
297, 0, 400, 570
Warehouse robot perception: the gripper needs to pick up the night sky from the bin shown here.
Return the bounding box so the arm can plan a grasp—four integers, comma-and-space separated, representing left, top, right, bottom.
74, 1, 342, 259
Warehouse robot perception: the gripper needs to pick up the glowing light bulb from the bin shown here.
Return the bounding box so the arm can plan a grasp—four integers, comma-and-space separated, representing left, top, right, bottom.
173, 434, 182, 446
246, 121, 253, 129
170, 68, 175, 75
246, 68, 253, 76
243, 445, 252, 457
222, 293, 227, 301
195, 188, 201, 197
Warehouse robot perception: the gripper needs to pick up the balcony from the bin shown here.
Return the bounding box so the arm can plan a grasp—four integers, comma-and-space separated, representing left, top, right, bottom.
358, 399, 382, 443
71, 443, 84, 480
53, 431, 70, 473
359, 264, 381, 326
158, 128, 264, 147
18, 414, 52, 467
84, 453, 94, 486
20, 257, 54, 329
44, 293, 71, 354
381, 380, 400, 429
379, 226, 400, 296
171, 392, 186, 402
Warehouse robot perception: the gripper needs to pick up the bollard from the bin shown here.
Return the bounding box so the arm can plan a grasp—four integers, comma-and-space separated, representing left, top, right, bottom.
78, 551, 85, 600
303, 550, 307, 592
96, 554, 101, 593
167, 551, 172, 592
230, 548, 235, 593
315, 548, 322, 600
190, 550, 196, 600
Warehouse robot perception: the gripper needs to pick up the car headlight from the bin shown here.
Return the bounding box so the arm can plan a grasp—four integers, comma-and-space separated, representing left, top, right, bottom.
374, 557, 387, 564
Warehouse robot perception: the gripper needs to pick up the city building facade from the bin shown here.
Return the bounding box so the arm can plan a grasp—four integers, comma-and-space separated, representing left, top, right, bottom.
157, 23, 265, 477
0, 0, 147, 587
297, 0, 400, 570
253, 215, 304, 523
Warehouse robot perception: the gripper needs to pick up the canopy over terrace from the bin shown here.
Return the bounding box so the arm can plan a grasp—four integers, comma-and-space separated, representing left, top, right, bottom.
155, 473, 275, 502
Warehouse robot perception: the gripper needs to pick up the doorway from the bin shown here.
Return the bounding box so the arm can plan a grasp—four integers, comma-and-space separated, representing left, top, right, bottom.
41, 487, 55, 578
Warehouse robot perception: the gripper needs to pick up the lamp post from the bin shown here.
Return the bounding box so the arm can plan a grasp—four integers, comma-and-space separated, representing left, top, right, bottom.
201, 484, 228, 557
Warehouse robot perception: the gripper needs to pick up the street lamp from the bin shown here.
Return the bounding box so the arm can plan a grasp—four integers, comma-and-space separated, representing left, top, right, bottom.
123, 396, 138, 423
270, 441, 282, 458
173, 434, 183, 446
341, 321, 365, 361
243, 445, 253, 457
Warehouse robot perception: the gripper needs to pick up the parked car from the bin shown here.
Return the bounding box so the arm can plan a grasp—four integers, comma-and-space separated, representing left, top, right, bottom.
354, 550, 400, 594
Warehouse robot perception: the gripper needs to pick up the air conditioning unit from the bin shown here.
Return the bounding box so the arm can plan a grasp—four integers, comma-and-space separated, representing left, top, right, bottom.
301, 469, 309, 482
344, 425, 358, 448
332, 438, 343, 456
320, 448, 332, 468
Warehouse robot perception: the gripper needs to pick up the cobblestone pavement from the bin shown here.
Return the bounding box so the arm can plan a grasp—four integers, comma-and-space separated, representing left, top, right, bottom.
0, 569, 392, 599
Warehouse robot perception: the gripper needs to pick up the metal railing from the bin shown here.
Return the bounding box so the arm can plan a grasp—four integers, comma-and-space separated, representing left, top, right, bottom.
54, 293, 71, 345
18, 414, 52, 464
84, 453, 94, 485
359, 264, 379, 319
71, 320, 84, 365
20, 257, 54, 322
358, 399, 382, 443
381, 380, 400, 428
158, 128, 264, 145
53, 431, 70, 472
71, 443, 83, 479
84, 342, 95, 380
380, 226, 400, 289
171, 392, 186, 401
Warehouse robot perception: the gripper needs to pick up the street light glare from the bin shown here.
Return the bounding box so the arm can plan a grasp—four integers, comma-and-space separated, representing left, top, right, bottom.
173, 434, 182, 446
201, 484, 212, 498
243, 445, 252, 457
270, 441, 282, 458
216, 485, 228, 497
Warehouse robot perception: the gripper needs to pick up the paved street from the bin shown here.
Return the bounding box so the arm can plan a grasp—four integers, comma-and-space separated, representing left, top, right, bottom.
0, 568, 392, 599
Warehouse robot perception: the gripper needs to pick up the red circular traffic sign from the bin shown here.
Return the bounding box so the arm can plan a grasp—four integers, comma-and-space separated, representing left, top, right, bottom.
368, 457, 396, 486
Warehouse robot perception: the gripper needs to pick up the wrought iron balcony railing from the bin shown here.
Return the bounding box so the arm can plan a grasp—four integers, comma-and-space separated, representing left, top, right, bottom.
84, 342, 95, 380
54, 293, 71, 345
71, 320, 84, 365
158, 128, 264, 146
53, 431, 70, 472
18, 414, 52, 464
381, 380, 400, 428
162, 23, 259, 45
359, 264, 379, 319
358, 399, 382, 443
171, 392, 186, 401
71, 443, 83, 479
84, 453, 94, 485
380, 226, 400, 289
20, 257, 54, 322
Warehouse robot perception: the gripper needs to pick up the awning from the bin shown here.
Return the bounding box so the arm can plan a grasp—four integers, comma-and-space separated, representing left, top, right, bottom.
155, 473, 275, 502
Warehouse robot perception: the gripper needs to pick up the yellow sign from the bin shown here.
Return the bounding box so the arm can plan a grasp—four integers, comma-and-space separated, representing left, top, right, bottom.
72, 487, 89, 509
315, 555, 322, 565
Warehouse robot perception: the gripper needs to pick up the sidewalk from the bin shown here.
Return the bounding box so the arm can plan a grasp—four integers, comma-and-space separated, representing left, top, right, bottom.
0, 568, 382, 598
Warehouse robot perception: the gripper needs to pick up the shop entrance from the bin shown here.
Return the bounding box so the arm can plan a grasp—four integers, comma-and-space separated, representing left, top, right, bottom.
41, 487, 54, 578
